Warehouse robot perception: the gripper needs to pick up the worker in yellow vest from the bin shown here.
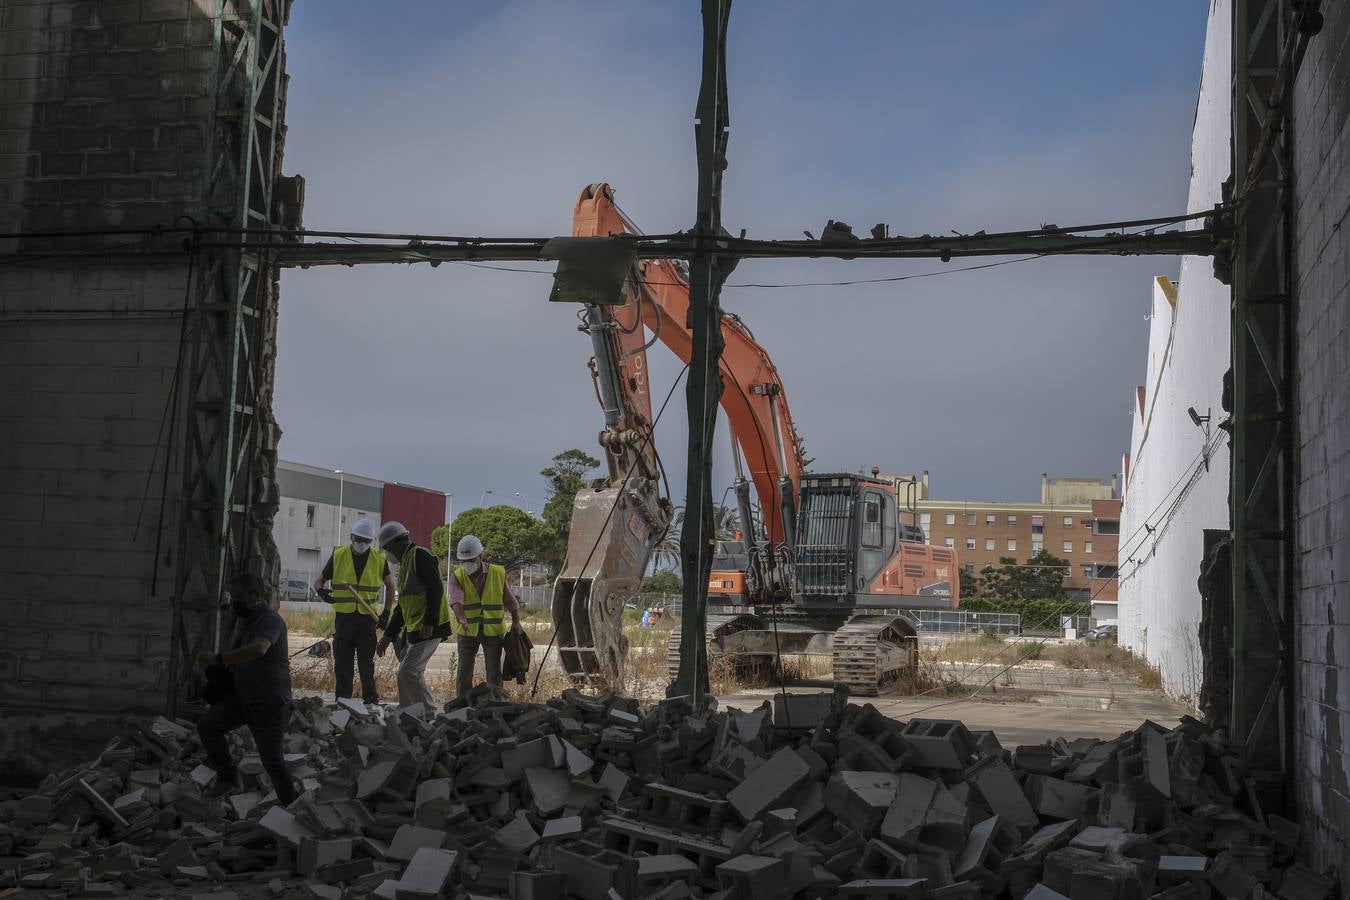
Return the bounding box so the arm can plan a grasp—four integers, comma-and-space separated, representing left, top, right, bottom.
448, 534, 523, 697
375, 521, 451, 709
313, 518, 395, 704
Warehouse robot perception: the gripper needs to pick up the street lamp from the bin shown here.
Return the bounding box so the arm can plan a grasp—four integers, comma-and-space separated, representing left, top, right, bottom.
334, 469, 345, 547
479, 489, 493, 507
515, 491, 532, 516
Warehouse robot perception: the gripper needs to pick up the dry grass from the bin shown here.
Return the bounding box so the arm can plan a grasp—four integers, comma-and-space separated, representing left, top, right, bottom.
281, 608, 335, 638
1047, 641, 1163, 689
288, 642, 457, 703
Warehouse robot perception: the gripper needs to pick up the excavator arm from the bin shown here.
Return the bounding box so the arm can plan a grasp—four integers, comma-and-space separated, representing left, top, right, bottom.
551, 183, 805, 687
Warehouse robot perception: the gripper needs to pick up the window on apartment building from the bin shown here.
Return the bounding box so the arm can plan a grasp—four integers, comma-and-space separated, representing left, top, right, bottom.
985, 539, 995, 551
1007, 515, 1017, 526
1063, 516, 1073, 528
985, 514, 995, 526
1083, 566, 1094, 579
963, 563, 975, 574
1063, 540, 1073, 553
1032, 541, 1044, 554
1007, 539, 1017, 551
305, 504, 315, 528
920, 513, 931, 527
1085, 541, 1093, 554
945, 513, 955, 525
1095, 564, 1119, 578
1093, 520, 1121, 535
944, 537, 955, 548
966, 538, 976, 550
965, 514, 976, 526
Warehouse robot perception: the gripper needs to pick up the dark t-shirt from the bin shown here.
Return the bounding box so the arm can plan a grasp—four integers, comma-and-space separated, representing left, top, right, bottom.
231, 606, 292, 706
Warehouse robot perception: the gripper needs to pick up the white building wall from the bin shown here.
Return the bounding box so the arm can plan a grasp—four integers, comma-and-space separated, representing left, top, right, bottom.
273, 497, 383, 585
1117, 0, 1231, 704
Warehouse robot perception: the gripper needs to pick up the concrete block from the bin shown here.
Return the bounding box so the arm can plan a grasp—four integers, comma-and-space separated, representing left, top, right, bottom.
637, 853, 700, 885
541, 815, 583, 841
396, 847, 457, 897
837, 879, 928, 897
900, 718, 976, 769
297, 838, 352, 878
1024, 884, 1072, 900
524, 767, 571, 817
716, 854, 789, 900
259, 806, 313, 847
825, 771, 901, 837
598, 763, 628, 802
965, 757, 1038, 832
1026, 774, 1098, 821
1143, 727, 1171, 798
1208, 851, 1257, 899
879, 772, 938, 846
493, 816, 539, 854
1069, 826, 1129, 855
511, 870, 568, 900
727, 746, 811, 823
502, 737, 553, 779
773, 691, 834, 730
1277, 862, 1335, 900
954, 814, 1020, 884
414, 778, 450, 827
386, 825, 448, 862
356, 760, 397, 800
552, 841, 638, 900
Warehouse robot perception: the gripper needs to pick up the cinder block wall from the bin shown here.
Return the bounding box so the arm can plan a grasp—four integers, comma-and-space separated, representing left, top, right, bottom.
0, 0, 226, 758
1292, 0, 1350, 884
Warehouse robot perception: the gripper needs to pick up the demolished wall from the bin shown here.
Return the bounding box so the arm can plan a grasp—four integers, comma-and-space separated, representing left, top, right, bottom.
1118, 0, 1233, 704
0, 0, 283, 761
1290, 0, 1350, 883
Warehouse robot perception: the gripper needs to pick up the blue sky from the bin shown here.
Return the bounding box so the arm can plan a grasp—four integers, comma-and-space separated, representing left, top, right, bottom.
274, 2, 1211, 512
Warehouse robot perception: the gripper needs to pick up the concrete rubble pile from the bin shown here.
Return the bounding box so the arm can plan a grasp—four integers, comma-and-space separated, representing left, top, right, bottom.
0, 686, 1339, 900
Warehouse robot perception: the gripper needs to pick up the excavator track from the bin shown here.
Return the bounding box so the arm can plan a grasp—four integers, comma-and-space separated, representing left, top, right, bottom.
830, 613, 919, 697
665, 613, 768, 683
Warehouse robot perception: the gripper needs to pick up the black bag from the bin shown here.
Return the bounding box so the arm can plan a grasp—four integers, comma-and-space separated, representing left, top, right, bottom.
200, 662, 235, 704
502, 629, 534, 685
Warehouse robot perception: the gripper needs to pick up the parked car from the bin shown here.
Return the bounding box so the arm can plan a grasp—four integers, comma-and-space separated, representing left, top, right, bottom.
1085, 624, 1118, 643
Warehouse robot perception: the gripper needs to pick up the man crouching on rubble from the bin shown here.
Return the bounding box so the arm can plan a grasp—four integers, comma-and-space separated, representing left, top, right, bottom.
197, 572, 298, 806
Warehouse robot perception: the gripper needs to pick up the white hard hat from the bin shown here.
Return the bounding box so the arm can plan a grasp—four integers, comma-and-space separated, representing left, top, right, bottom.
378, 521, 409, 549
456, 534, 484, 560
351, 519, 376, 541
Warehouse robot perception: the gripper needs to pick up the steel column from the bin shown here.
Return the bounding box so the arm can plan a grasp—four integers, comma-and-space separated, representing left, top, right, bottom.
168, 0, 289, 715
671, 0, 733, 704
1230, 0, 1295, 781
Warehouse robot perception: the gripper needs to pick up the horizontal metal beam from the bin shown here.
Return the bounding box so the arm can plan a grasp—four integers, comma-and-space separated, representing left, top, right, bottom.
255, 227, 1218, 269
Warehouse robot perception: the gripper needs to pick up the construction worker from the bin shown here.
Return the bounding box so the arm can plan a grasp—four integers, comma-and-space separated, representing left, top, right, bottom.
197, 572, 297, 806
375, 521, 450, 709
449, 534, 523, 697
313, 518, 394, 704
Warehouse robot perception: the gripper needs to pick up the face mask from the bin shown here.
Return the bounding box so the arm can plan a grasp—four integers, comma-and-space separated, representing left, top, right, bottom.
351, 539, 371, 555
463, 561, 481, 575
231, 599, 253, 617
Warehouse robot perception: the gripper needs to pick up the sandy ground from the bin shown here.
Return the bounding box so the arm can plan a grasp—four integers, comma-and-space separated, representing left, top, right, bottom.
291, 629, 1190, 746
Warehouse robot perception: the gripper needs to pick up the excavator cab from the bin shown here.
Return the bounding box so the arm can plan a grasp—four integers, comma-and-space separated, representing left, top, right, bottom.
795, 473, 958, 610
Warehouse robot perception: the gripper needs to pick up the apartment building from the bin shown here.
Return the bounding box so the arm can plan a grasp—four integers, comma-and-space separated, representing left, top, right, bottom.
914, 475, 1121, 622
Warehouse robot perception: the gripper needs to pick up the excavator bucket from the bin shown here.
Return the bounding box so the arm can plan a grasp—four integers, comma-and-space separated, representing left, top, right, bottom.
551, 479, 667, 690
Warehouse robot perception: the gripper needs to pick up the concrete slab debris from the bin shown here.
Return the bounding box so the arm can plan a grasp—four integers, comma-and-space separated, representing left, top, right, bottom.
0, 692, 1332, 899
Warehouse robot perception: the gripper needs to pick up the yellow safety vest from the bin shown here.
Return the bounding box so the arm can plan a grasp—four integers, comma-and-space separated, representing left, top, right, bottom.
397, 545, 450, 633
330, 545, 386, 615
452, 564, 507, 638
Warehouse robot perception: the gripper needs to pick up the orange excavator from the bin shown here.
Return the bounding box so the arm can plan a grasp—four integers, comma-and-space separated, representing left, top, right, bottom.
550, 184, 959, 695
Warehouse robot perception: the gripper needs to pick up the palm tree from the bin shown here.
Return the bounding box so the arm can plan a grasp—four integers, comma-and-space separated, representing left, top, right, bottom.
651, 503, 743, 571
